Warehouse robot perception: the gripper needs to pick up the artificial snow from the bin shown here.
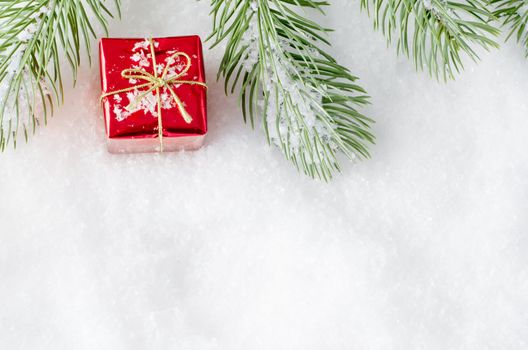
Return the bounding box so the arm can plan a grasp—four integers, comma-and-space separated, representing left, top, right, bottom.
1, 0, 528, 349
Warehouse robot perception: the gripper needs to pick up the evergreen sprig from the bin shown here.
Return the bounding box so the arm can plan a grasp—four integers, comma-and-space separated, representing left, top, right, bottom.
493, 0, 528, 56
210, 0, 375, 180
0, 0, 120, 150
360, 0, 501, 79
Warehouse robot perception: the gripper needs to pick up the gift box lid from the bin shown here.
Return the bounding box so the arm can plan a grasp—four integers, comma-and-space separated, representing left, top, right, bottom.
99, 35, 207, 140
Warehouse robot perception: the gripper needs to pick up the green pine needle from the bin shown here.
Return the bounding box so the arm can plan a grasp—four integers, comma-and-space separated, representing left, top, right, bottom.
361, 0, 501, 80
0, 0, 121, 151
210, 0, 375, 181
493, 0, 528, 56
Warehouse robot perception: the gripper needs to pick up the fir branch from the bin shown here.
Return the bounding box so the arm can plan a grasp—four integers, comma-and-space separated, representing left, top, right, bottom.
210, 0, 375, 181
0, 0, 120, 150
360, 0, 501, 80
493, 0, 528, 56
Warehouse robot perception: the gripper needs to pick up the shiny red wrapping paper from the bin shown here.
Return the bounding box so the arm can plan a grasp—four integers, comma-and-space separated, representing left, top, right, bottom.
99, 36, 207, 153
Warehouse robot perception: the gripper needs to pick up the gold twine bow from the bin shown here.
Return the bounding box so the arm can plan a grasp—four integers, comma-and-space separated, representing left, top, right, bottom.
100, 38, 207, 152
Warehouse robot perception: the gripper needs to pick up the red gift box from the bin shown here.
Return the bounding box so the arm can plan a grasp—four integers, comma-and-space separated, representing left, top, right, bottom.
99, 36, 207, 153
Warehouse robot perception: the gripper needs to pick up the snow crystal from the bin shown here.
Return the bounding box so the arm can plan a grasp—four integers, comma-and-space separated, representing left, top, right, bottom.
156, 63, 165, 75
240, 16, 260, 72
133, 38, 151, 51
30, 5, 52, 19
16, 27, 35, 42
249, 0, 258, 12
518, 2, 528, 17
130, 52, 142, 62
130, 50, 150, 68
113, 104, 127, 121
423, 0, 433, 10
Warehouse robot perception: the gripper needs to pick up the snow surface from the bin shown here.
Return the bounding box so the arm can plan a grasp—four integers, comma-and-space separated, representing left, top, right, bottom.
1, 0, 528, 349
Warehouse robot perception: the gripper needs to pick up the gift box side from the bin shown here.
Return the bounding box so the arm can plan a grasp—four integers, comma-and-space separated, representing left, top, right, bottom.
99, 39, 110, 138
107, 134, 205, 154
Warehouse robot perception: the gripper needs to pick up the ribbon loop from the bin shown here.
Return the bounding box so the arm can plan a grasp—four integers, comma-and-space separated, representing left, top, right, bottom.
100, 38, 207, 152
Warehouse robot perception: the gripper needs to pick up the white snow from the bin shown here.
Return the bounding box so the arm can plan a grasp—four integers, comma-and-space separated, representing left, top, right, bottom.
1, 0, 528, 349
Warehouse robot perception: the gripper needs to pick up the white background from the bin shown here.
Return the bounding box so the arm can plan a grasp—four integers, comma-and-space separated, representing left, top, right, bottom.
1, 0, 527, 349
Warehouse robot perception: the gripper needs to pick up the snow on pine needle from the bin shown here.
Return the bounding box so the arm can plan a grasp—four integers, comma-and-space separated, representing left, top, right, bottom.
0, 0, 120, 150
210, 0, 375, 181
360, 0, 500, 80
493, 0, 528, 56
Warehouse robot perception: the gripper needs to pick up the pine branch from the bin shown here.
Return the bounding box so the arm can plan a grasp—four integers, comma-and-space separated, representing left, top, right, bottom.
0, 0, 121, 150
493, 0, 528, 56
210, 0, 375, 181
361, 0, 501, 80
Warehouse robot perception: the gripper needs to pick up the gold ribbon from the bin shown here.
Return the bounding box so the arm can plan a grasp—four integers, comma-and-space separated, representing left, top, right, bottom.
100, 38, 207, 152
